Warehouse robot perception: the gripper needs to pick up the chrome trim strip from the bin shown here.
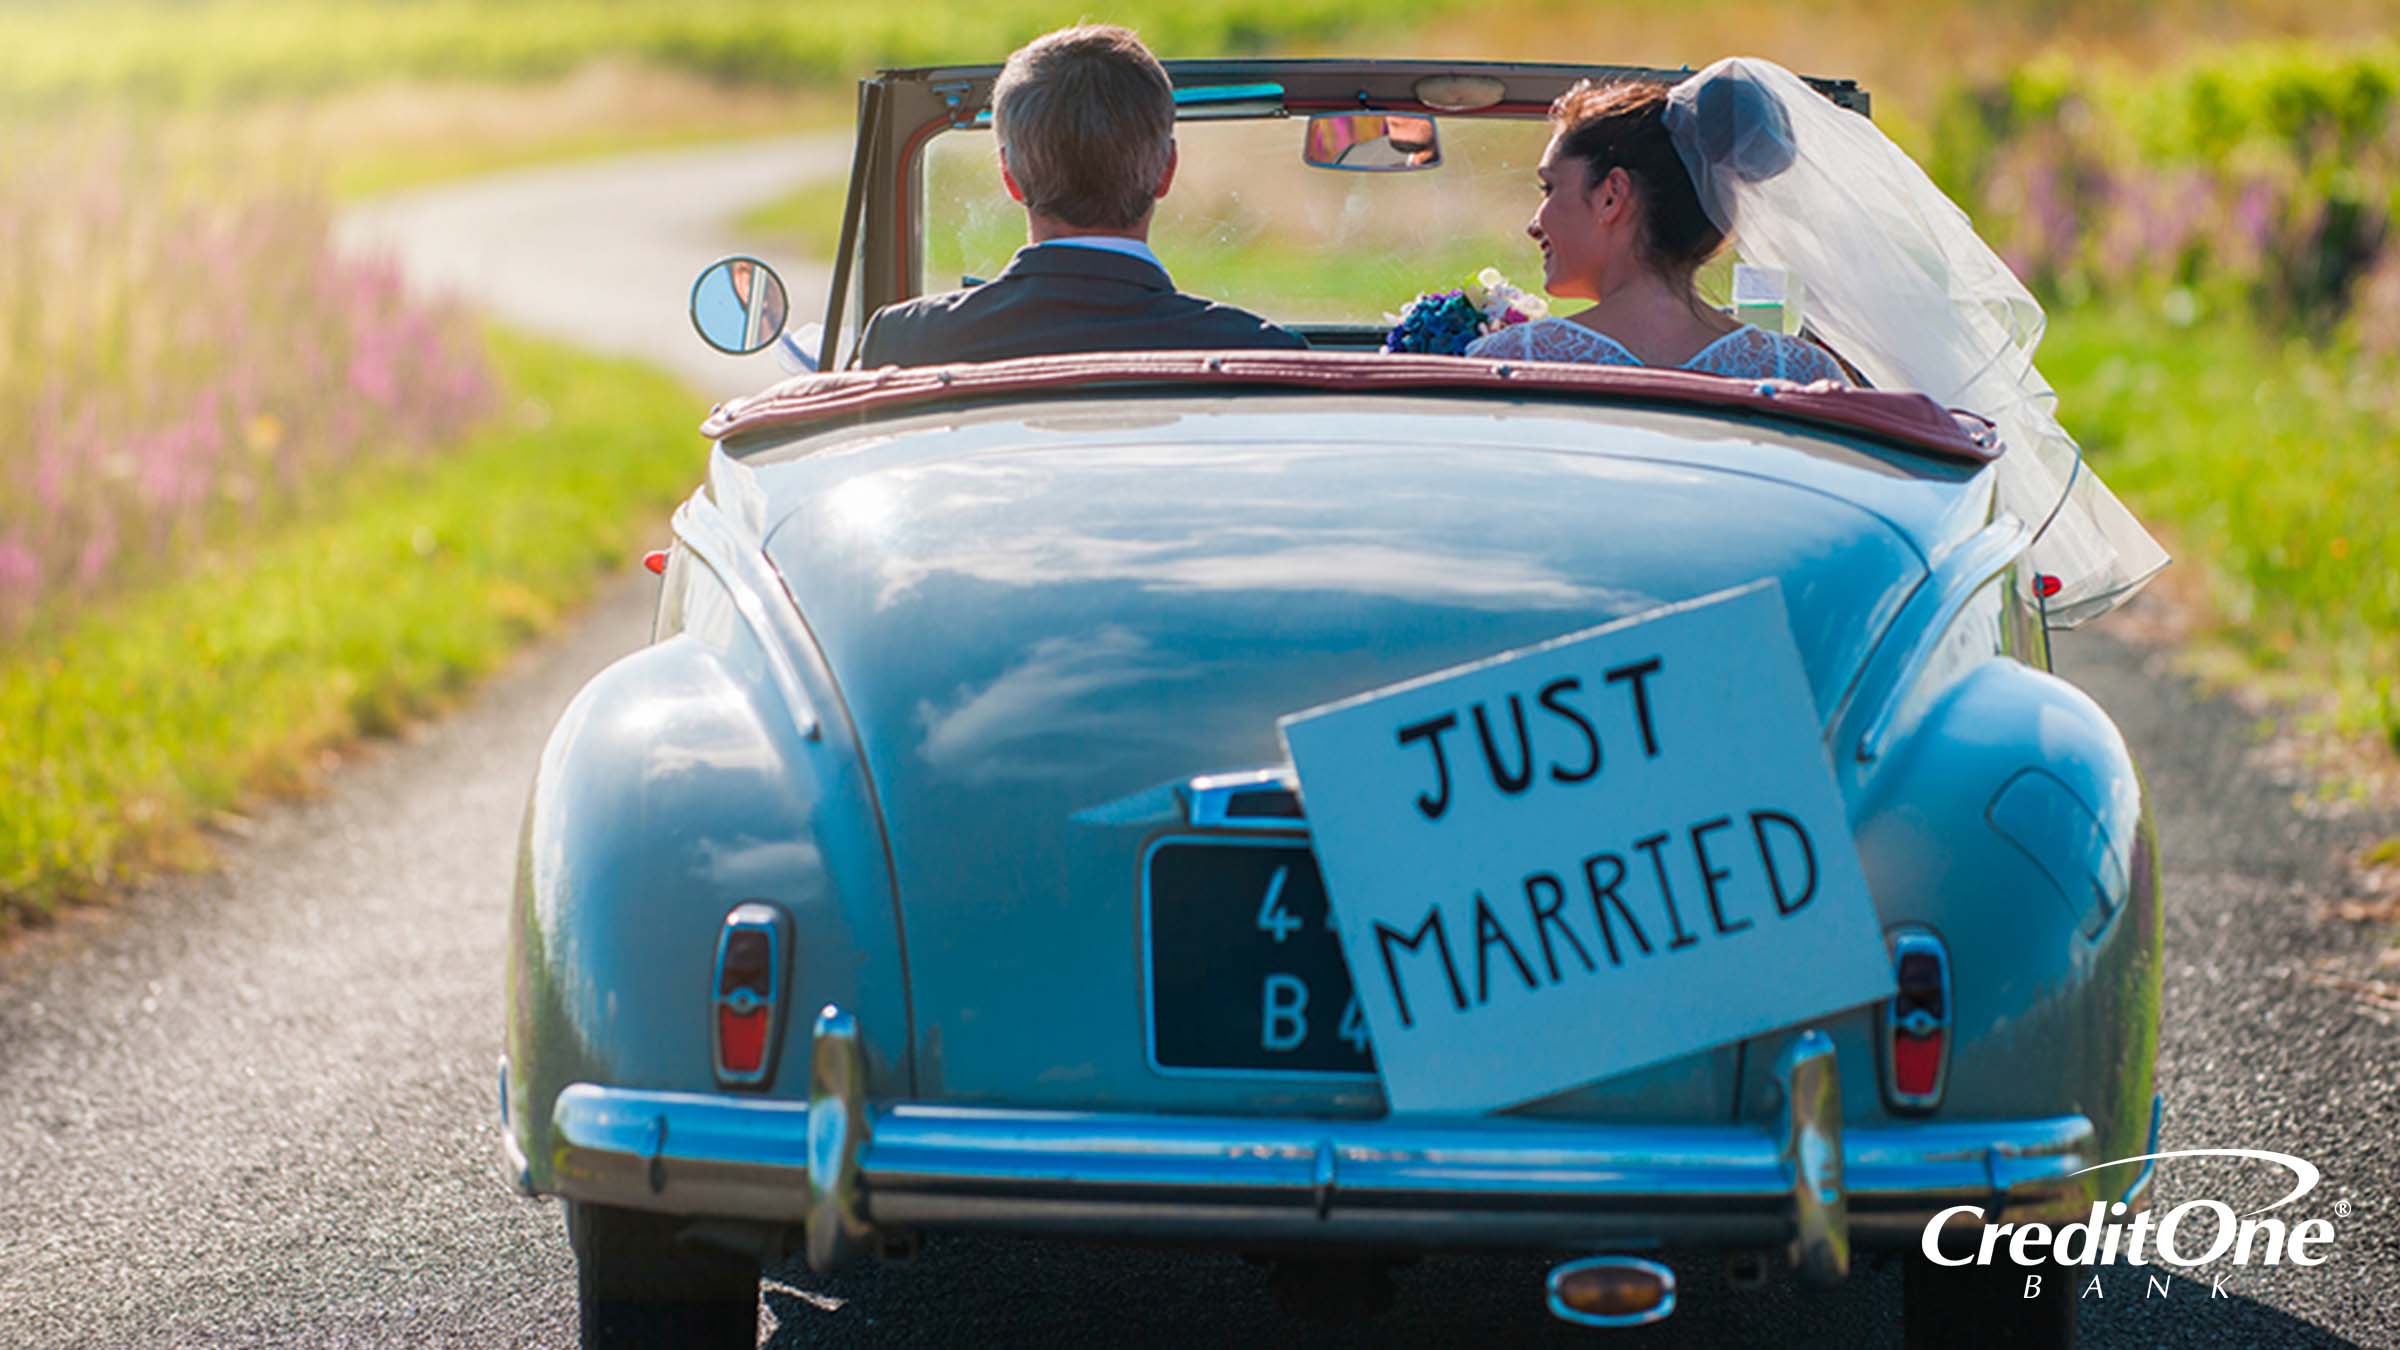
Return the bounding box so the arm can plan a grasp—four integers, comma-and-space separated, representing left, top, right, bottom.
671, 493, 821, 740
1880, 927, 1951, 1112
1776, 1031, 1849, 1285
496, 1056, 534, 1198
1183, 768, 1308, 833
1845, 515, 2033, 764
1547, 1255, 1677, 1328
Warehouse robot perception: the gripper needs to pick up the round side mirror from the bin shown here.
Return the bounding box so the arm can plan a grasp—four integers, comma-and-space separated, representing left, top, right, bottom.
689, 255, 791, 355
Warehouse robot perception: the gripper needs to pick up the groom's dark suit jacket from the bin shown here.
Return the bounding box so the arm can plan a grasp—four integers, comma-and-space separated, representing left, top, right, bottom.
856, 243, 1305, 367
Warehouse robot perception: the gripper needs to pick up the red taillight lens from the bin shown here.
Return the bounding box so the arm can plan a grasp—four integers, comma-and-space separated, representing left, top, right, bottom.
717, 1004, 769, 1075
1882, 928, 1950, 1112
713, 903, 788, 1088
1891, 1030, 1945, 1097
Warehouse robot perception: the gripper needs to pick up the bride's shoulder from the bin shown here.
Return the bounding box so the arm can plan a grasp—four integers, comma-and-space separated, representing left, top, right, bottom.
1689, 325, 1850, 383
1764, 331, 1849, 384
1464, 320, 1548, 358
1465, 318, 1626, 363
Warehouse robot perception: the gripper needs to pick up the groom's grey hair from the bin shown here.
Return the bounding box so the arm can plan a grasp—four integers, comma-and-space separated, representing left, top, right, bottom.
993, 25, 1175, 231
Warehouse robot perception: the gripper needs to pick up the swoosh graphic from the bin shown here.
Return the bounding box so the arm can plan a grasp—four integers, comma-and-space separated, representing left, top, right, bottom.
2067, 1148, 2319, 1218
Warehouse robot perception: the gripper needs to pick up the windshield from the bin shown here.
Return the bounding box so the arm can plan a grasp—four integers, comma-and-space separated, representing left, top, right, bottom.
921, 116, 1564, 327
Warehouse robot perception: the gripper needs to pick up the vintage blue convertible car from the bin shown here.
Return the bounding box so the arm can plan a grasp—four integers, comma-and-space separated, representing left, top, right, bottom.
502, 59, 2163, 1346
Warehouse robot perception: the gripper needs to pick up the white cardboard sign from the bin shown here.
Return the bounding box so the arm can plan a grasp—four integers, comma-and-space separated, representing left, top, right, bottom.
1278, 581, 1896, 1114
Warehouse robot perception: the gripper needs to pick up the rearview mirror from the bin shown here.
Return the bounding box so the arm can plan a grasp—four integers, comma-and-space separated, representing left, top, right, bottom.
688, 255, 790, 355
1302, 113, 1442, 172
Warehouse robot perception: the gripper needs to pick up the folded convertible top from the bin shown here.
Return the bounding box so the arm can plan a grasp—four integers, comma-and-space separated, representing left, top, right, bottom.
701, 350, 2001, 465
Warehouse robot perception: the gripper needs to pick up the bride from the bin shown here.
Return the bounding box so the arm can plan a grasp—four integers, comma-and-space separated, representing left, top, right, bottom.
1464, 77, 1842, 382
1472, 56, 2168, 626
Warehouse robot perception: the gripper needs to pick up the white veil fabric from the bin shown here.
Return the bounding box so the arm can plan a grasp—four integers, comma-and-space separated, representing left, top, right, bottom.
1663, 57, 2167, 626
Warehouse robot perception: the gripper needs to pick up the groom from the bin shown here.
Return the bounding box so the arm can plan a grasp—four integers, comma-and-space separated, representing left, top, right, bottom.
855, 25, 1304, 366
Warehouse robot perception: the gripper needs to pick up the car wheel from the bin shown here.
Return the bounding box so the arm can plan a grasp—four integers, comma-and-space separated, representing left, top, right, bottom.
1903, 1244, 2076, 1349
568, 1201, 759, 1349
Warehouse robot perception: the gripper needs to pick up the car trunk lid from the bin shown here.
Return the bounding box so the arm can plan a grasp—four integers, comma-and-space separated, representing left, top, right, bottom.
754, 403, 1942, 1118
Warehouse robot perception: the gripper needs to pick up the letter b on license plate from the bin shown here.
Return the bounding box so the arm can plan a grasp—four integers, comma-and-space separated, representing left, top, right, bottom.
1146, 839, 1376, 1076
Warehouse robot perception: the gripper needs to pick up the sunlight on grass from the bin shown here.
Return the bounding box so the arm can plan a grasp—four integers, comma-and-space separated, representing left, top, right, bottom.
0, 330, 702, 926
2047, 303, 2400, 748
733, 175, 853, 258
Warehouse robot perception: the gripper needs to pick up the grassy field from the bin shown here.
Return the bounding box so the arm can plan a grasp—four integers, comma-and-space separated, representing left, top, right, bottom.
7, 0, 2394, 114
2045, 305, 2399, 755
0, 331, 702, 927
7, 0, 2397, 926
0, 0, 1472, 110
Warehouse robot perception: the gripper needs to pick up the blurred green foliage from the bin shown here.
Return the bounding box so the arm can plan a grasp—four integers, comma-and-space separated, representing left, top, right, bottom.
0, 330, 701, 926
0, 0, 1464, 110
1930, 42, 2400, 347
0, 124, 494, 636
1924, 42, 2400, 751
2046, 303, 2399, 749
5, 0, 2396, 918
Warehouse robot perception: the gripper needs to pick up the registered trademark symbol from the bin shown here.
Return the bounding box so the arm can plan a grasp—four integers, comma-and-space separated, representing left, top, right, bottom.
2334, 1199, 2351, 1218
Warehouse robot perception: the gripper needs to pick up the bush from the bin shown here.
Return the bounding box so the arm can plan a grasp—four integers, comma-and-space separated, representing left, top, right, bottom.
0, 123, 494, 635
1930, 43, 2400, 348
0, 329, 700, 926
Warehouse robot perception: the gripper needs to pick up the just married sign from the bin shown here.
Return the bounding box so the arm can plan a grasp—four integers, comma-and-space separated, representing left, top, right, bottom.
1278, 581, 1896, 1114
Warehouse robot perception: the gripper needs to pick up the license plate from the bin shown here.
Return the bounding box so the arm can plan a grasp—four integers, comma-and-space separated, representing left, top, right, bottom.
1145, 838, 1376, 1076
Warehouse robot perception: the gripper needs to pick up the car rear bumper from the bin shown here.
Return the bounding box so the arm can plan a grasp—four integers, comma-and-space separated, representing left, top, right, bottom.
519, 1006, 2151, 1280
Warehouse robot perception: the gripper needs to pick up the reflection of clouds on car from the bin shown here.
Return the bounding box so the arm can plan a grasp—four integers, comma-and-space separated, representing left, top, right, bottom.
846, 449, 1623, 612
914, 625, 1208, 784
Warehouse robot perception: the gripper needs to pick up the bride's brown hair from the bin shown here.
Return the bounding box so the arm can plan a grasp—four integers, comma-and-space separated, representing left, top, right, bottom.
1548, 80, 1722, 276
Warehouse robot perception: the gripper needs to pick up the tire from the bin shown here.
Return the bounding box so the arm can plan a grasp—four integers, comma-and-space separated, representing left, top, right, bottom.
1904, 1234, 2077, 1350
568, 1201, 760, 1349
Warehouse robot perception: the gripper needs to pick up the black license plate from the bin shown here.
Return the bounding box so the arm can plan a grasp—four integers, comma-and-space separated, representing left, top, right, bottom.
1146, 839, 1377, 1076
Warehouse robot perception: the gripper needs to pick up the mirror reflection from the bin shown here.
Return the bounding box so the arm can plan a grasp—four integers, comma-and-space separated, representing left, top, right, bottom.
1301, 113, 1442, 172
689, 256, 790, 355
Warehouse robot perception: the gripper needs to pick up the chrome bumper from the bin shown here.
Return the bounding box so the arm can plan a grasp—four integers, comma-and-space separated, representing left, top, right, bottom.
532, 1007, 2113, 1279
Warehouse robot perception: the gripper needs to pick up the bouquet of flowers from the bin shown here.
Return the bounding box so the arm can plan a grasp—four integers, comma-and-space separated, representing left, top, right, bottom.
1381, 268, 1549, 356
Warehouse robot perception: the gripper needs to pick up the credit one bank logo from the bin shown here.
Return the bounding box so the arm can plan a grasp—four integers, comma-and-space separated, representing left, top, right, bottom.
1922, 1150, 2340, 1283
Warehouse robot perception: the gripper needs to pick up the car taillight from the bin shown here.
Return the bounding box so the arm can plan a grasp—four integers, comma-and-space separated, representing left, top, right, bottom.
1881, 927, 1949, 1112
713, 902, 790, 1089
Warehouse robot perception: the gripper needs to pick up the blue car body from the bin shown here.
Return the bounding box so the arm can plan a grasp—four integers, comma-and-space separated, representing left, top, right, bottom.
505, 60, 2163, 1319
504, 384, 2162, 1267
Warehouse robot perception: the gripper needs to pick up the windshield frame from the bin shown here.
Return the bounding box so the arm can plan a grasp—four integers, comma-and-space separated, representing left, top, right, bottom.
824, 60, 1871, 369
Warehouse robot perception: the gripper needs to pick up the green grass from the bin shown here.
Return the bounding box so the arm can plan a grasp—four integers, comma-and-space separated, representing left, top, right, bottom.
2045, 301, 2400, 748
0, 0, 1473, 111
733, 174, 854, 257
0, 328, 703, 927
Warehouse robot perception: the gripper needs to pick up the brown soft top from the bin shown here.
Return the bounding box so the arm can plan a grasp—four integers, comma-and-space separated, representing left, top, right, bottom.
700, 350, 2000, 464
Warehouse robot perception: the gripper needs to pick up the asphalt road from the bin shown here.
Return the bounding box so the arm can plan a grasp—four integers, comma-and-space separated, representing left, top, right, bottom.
3, 142, 2395, 1348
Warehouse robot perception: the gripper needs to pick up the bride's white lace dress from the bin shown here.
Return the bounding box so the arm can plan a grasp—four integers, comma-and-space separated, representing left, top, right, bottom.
1465, 317, 1846, 383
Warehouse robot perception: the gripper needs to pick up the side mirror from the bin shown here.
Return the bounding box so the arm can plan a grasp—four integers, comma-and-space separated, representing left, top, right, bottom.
689, 255, 790, 355
1302, 113, 1443, 172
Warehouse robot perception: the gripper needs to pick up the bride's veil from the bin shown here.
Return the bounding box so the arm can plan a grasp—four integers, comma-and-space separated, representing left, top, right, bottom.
1664, 57, 2168, 626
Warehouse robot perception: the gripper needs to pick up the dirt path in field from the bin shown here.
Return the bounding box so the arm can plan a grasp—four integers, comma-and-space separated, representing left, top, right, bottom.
0, 136, 2392, 1348
336, 132, 849, 396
